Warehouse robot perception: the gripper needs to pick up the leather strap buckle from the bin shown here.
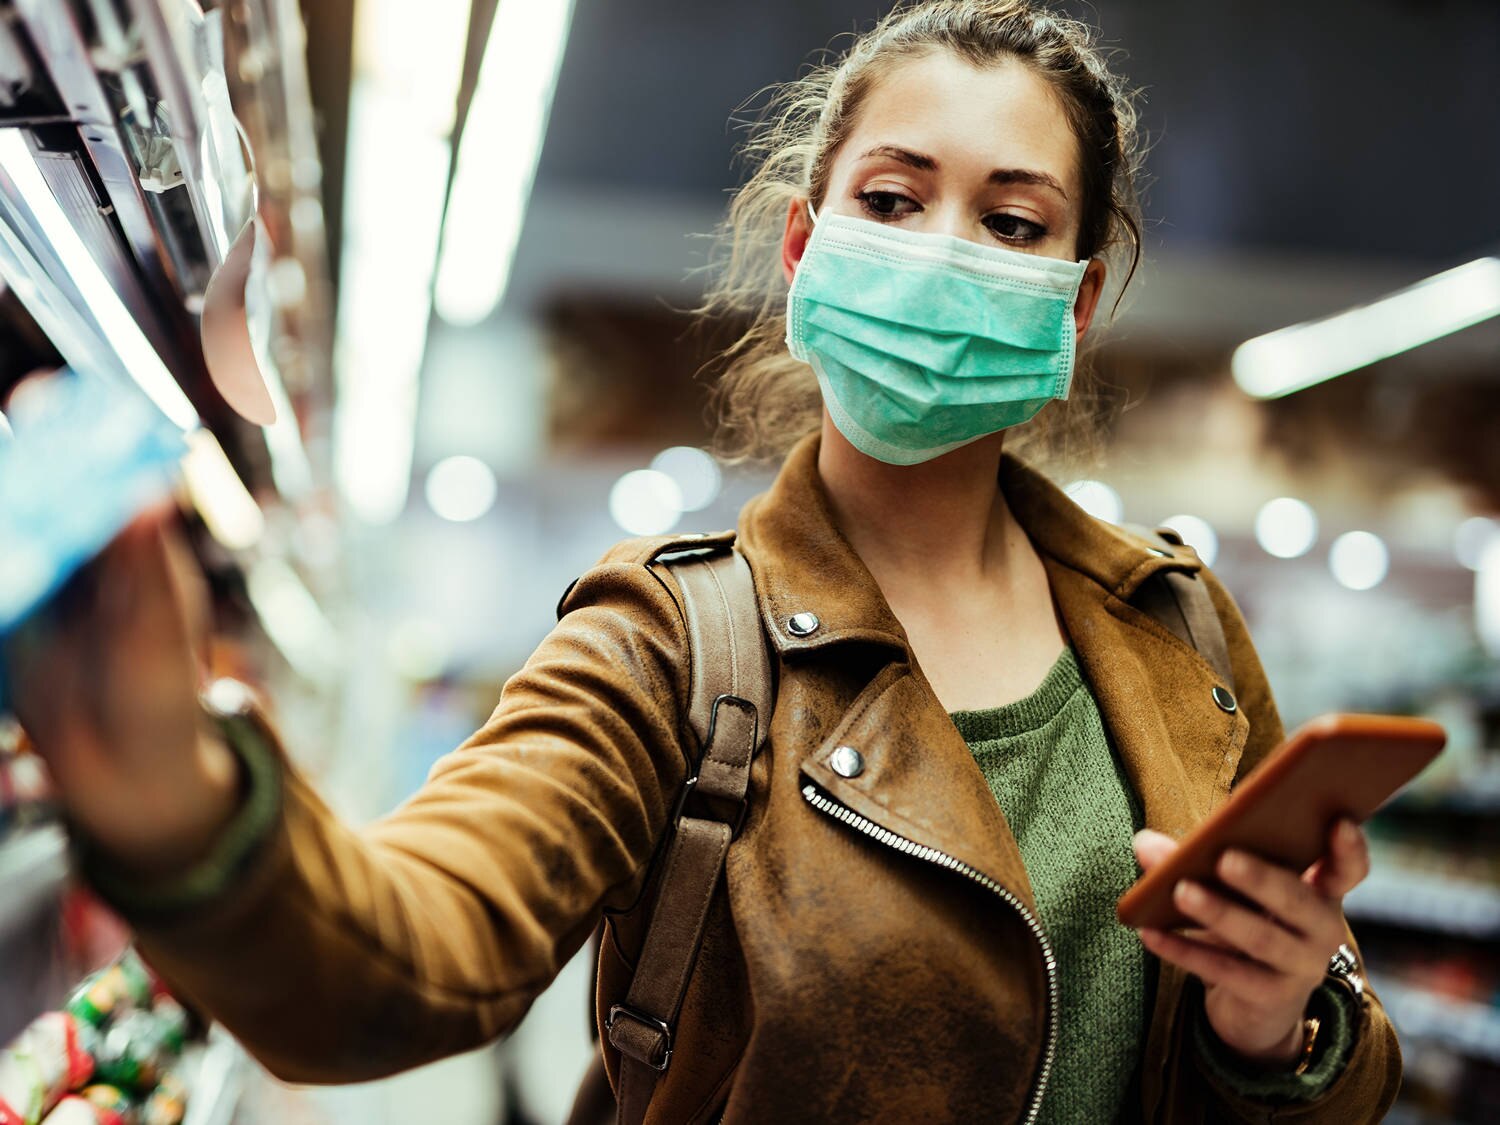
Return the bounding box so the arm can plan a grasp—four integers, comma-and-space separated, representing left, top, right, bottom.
672, 693, 756, 839
606, 1004, 673, 1071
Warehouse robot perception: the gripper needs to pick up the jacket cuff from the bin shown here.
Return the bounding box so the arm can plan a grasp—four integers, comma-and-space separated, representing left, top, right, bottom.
72, 701, 283, 918
1192, 979, 1358, 1103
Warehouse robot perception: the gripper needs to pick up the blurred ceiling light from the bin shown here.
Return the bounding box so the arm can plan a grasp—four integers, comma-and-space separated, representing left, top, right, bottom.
0, 131, 198, 431
433, 0, 578, 325
294, 511, 343, 572
1456, 516, 1500, 572
425, 454, 498, 522
610, 469, 682, 536
651, 446, 722, 513
1232, 257, 1500, 399
1065, 479, 1123, 525
1255, 497, 1318, 559
1329, 530, 1389, 591
246, 557, 340, 684
333, 0, 474, 525
1160, 514, 1219, 567
388, 617, 451, 681
180, 429, 265, 550
1478, 536, 1500, 659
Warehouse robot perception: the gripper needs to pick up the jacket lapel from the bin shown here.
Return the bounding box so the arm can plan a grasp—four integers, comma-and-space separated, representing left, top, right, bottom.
799, 658, 1043, 916
1045, 558, 1250, 839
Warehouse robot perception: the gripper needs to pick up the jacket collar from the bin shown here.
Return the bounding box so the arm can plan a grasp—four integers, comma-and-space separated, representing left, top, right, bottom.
736, 430, 1202, 658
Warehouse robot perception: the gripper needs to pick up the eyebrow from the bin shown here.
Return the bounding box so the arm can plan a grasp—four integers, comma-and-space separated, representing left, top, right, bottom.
858, 144, 1069, 201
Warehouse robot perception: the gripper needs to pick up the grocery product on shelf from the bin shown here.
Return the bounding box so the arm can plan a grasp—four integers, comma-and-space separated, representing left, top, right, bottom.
140, 1074, 187, 1125
36, 1097, 118, 1125
64, 960, 154, 1033
0, 951, 216, 1125
0, 1012, 94, 1124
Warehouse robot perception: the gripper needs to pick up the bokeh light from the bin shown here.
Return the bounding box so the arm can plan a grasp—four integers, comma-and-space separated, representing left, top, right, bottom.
1456, 516, 1500, 572
610, 469, 683, 535
1255, 497, 1318, 559
425, 455, 499, 523
1329, 530, 1389, 591
651, 446, 722, 512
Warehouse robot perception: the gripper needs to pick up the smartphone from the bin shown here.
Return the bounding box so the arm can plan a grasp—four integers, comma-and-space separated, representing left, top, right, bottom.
1115, 713, 1446, 931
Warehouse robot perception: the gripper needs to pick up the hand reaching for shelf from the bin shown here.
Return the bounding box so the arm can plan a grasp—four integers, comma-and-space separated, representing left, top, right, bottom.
3, 506, 241, 880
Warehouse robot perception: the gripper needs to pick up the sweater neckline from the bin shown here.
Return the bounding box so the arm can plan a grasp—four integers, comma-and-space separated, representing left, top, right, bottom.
947, 644, 1082, 741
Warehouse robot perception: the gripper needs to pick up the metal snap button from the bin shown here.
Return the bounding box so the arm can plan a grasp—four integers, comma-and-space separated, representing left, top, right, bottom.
1212, 685, 1237, 713
787, 612, 820, 637
830, 745, 864, 778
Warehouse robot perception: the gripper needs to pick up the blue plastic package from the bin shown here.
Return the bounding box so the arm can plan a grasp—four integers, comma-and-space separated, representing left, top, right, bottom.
0, 371, 187, 710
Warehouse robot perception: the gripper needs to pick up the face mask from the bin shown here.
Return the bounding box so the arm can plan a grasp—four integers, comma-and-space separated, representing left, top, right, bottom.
785, 204, 1089, 465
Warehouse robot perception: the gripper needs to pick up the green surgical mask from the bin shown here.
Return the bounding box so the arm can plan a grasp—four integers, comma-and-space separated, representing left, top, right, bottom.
786, 206, 1089, 465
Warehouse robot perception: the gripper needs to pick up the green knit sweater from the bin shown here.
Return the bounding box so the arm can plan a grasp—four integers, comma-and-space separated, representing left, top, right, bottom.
949, 643, 1354, 1123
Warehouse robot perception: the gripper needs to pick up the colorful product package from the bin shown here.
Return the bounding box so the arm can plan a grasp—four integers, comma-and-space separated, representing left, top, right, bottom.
0, 1012, 95, 1123
65, 958, 153, 1031
39, 1095, 124, 1125
0, 371, 186, 710
139, 1073, 186, 1125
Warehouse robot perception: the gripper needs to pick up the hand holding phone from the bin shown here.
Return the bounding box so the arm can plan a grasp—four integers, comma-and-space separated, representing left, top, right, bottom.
1119, 713, 1443, 1065
1117, 713, 1446, 931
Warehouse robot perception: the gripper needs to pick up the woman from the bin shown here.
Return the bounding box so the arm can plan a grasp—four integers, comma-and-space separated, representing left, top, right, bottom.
8, 1, 1400, 1122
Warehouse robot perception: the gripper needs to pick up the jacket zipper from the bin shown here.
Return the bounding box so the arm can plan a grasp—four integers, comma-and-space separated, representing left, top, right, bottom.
800, 782, 1059, 1125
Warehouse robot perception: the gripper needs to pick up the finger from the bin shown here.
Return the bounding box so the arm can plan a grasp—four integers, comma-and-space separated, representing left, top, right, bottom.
97, 510, 201, 702
1133, 828, 1179, 870
1309, 819, 1370, 899
1172, 879, 1313, 974
1138, 925, 1280, 997
1217, 848, 1339, 945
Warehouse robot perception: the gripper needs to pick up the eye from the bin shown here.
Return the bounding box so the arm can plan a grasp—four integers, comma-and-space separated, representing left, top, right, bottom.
857, 190, 920, 220
985, 213, 1047, 244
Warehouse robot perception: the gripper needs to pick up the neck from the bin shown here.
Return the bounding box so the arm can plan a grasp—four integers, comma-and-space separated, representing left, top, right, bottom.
815, 412, 1022, 591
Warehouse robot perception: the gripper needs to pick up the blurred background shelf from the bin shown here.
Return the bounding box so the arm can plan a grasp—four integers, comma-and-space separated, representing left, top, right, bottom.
0, 822, 70, 1042
1386, 766, 1500, 816
1345, 871, 1500, 940
1377, 978, 1500, 1067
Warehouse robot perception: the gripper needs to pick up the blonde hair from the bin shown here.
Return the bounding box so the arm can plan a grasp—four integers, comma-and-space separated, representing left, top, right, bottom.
696, 0, 1143, 469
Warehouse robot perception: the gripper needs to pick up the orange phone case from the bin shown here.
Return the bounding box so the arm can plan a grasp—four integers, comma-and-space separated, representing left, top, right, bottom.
1115, 713, 1446, 931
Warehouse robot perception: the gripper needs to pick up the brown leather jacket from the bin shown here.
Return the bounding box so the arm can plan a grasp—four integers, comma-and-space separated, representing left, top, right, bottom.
122, 432, 1400, 1123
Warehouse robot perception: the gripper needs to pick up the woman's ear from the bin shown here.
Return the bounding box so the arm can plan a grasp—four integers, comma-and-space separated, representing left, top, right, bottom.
1073, 258, 1108, 340
781, 198, 812, 285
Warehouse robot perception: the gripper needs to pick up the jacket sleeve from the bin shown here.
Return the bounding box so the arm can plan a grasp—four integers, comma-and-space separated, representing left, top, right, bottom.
1157, 564, 1402, 1124
90, 546, 692, 1084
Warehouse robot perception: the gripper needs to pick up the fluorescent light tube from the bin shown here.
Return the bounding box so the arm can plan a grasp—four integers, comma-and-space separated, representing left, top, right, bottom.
1233, 257, 1500, 399
332, 0, 472, 525
433, 0, 577, 326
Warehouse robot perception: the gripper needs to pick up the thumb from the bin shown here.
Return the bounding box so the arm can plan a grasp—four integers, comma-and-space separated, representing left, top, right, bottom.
1133, 828, 1179, 871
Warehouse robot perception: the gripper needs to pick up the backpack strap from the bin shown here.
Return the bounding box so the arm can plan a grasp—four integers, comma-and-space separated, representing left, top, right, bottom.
1121, 522, 1236, 694
607, 543, 771, 1125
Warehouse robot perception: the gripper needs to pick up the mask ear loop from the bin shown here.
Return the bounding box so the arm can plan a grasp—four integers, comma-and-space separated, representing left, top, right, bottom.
806, 198, 819, 225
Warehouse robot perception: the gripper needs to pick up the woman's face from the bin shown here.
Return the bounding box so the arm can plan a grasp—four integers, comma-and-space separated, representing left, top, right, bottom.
782, 49, 1106, 333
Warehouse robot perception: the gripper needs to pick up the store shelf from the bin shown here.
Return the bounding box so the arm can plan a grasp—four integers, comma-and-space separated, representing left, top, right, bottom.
0, 823, 70, 1043
182, 1026, 247, 1125
1345, 870, 1500, 939
1387, 763, 1500, 815
1376, 977, 1500, 1066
